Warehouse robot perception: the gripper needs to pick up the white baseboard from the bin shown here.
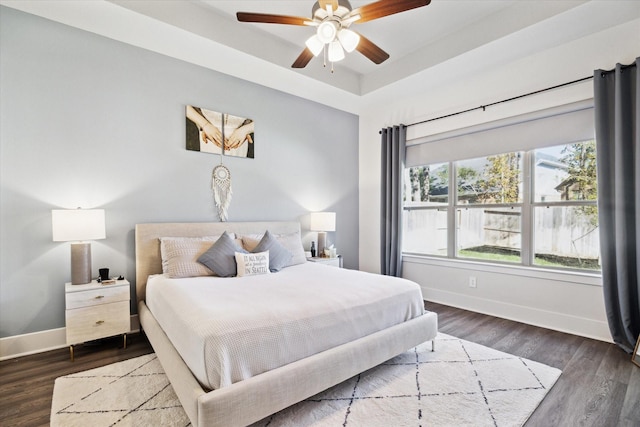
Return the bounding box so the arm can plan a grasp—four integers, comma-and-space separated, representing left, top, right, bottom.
423, 287, 612, 343
0, 314, 140, 361
1, 299, 612, 360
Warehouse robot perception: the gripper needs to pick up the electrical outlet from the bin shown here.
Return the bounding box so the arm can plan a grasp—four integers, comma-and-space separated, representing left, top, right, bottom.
469, 276, 477, 288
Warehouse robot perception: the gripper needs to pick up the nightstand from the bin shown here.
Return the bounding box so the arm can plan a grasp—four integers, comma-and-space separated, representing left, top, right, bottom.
307, 255, 343, 268
65, 279, 130, 361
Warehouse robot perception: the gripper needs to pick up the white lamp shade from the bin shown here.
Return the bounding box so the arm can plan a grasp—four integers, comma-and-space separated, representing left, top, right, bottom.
305, 35, 324, 56
52, 209, 106, 242
327, 41, 345, 62
310, 212, 336, 232
317, 21, 338, 44
338, 29, 360, 52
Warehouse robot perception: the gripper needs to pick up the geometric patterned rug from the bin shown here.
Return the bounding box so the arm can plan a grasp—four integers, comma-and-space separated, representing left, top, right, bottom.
50, 353, 188, 427
51, 333, 561, 427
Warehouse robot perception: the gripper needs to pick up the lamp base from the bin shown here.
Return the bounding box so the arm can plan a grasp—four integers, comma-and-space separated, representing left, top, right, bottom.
70, 242, 92, 285
317, 231, 327, 257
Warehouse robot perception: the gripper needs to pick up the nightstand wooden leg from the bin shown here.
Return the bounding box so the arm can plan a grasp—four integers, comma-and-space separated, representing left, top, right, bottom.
69, 345, 74, 362
123, 333, 127, 349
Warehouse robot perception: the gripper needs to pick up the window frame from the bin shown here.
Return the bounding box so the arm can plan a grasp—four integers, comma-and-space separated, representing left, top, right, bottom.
403, 143, 600, 274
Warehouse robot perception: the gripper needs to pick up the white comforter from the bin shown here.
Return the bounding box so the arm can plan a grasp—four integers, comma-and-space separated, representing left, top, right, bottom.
146, 262, 425, 390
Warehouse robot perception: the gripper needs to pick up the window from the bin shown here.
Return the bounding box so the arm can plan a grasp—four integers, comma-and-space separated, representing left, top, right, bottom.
402, 100, 600, 272
532, 141, 599, 269
403, 163, 448, 256
403, 140, 600, 271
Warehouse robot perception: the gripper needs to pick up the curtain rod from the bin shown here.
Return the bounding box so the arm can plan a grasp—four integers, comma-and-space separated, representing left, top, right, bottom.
380, 61, 637, 133
405, 75, 593, 129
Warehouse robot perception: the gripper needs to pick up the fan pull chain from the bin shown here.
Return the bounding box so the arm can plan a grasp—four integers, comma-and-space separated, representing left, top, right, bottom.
323, 45, 327, 68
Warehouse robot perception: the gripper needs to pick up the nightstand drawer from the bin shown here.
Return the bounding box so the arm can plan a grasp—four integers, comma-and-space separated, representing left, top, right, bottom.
66, 300, 130, 345
66, 285, 129, 309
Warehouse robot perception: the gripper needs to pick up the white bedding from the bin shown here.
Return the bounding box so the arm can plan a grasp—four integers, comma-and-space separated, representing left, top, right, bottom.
146, 262, 425, 390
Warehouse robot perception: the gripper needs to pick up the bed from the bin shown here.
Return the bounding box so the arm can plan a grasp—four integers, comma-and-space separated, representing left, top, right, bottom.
136, 221, 438, 427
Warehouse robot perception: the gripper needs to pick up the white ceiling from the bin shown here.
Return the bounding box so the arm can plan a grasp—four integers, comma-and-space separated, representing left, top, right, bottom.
3, 0, 639, 113
107, 0, 597, 95
199, 0, 522, 76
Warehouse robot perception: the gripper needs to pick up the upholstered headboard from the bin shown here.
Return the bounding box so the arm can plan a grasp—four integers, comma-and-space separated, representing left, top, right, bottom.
134, 221, 302, 303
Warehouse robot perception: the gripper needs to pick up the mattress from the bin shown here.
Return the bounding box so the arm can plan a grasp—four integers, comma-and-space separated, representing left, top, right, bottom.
145, 262, 425, 390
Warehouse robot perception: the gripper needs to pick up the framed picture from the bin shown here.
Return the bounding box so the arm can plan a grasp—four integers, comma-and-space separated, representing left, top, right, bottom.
185, 105, 254, 158
633, 335, 640, 368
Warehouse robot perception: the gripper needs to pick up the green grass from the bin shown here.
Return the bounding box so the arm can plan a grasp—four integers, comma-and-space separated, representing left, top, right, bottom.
458, 249, 521, 263
459, 247, 600, 270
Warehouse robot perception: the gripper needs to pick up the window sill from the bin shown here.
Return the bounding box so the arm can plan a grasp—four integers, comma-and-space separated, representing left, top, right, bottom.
402, 254, 602, 287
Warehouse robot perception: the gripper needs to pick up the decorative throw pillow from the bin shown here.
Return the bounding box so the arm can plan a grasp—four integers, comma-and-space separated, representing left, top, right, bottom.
275, 232, 307, 265
241, 230, 306, 267
252, 230, 293, 272
235, 251, 270, 277
160, 236, 223, 278
197, 231, 246, 277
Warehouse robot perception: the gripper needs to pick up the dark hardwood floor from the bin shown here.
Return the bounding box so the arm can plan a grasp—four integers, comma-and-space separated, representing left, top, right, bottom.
428, 301, 640, 427
1, 303, 638, 426
0, 334, 153, 427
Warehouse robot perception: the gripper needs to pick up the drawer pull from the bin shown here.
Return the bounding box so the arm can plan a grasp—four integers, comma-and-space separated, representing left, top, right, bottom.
94, 295, 105, 299
95, 320, 105, 325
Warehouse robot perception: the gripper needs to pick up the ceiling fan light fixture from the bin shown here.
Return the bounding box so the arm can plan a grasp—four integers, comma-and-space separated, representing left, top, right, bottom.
337, 28, 360, 52
327, 40, 345, 62
312, 6, 328, 20
237, 0, 431, 71
342, 13, 361, 26
335, 0, 353, 17
305, 35, 324, 56
317, 21, 338, 44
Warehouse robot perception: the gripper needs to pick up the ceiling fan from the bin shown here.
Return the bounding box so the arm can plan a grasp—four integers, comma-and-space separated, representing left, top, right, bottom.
237, 0, 431, 70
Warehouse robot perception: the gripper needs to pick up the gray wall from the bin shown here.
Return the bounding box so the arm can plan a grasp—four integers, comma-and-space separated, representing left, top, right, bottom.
0, 7, 359, 338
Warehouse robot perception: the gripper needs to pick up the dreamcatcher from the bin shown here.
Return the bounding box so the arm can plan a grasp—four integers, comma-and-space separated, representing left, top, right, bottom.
212, 161, 232, 221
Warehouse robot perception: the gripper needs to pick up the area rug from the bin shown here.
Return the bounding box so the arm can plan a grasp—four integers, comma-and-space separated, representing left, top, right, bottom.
51, 333, 561, 427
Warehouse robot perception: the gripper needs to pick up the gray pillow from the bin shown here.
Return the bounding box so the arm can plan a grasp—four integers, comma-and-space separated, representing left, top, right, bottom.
197, 231, 246, 277
241, 230, 306, 266
252, 230, 293, 272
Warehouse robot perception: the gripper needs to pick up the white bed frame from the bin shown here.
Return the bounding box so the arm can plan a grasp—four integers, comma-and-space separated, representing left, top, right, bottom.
135, 221, 438, 427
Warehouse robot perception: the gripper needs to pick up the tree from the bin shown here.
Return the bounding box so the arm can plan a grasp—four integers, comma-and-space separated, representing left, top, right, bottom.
560, 140, 597, 201
560, 140, 598, 226
456, 166, 482, 201
406, 164, 451, 203
480, 153, 521, 203
408, 166, 429, 202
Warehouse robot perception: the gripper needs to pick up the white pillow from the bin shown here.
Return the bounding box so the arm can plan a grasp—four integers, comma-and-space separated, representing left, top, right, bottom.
235, 251, 270, 277
241, 231, 306, 266
160, 235, 232, 278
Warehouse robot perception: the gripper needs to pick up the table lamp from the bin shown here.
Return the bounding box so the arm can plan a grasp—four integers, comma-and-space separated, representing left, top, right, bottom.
310, 212, 336, 256
52, 208, 106, 285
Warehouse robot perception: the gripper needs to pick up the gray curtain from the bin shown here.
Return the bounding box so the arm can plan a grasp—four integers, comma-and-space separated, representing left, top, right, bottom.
594, 58, 639, 353
380, 125, 406, 277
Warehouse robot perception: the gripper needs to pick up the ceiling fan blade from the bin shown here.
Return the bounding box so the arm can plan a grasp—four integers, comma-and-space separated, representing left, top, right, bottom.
236, 12, 311, 26
355, 33, 389, 64
352, 0, 431, 23
292, 48, 315, 68
318, 1, 339, 12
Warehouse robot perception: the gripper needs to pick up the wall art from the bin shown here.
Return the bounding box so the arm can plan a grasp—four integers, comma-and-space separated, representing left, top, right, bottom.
185, 105, 254, 158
